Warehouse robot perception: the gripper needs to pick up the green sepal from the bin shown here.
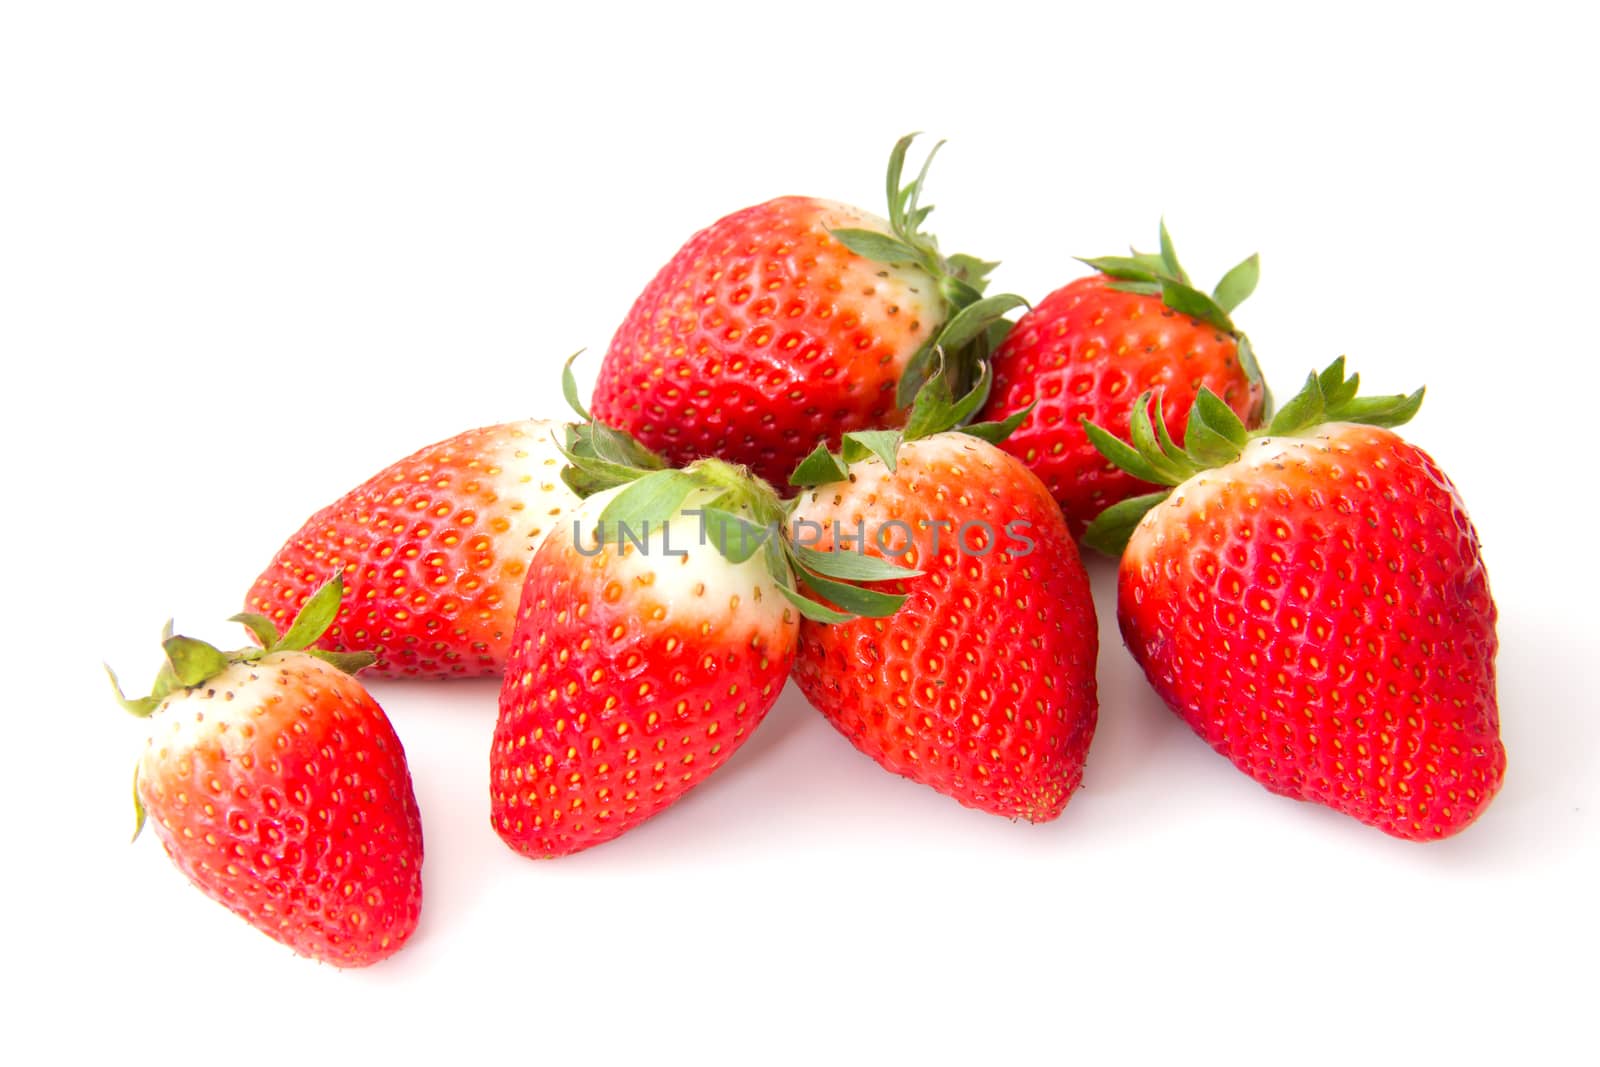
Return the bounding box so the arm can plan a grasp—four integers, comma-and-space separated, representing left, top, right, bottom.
903, 359, 991, 443
561, 350, 592, 421
597, 469, 703, 539
1212, 253, 1260, 314
306, 649, 379, 675
1083, 357, 1427, 557
935, 294, 1030, 364
228, 612, 280, 649
1080, 221, 1260, 354
793, 544, 922, 582
1128, 393, 1197, 485
790, 442, 850, 486
162, 636, 231, 688
794, 568, 908, 618
558, 418, 668, 498
131, 763, 146, 843
273, 573, 346, 653
946, 253, 998, 290
1082, 490, 1173, 556
106, 665, 161, 718
1182, 388, 1251, 466
1158, 218, 1190, 285
701, 506, 771, 565
830, 228, 927, 269
776, 582, 855, 625
839, 430, 901, 473
1081, 415, 1169, 486
960, 404, 1032, 446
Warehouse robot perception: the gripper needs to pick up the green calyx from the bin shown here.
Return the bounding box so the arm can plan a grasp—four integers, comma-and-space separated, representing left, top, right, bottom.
789, 355, 1030, 487
107, 574, 372, 720
1080, 356, 1425, 556
827, 133, 1027, 407
1079, 219, 1269, 412
555, 356, 915, 625
109, 574, 370, 842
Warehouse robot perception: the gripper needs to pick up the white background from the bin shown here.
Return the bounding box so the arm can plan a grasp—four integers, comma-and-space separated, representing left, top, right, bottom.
4, 2, 1596, 1063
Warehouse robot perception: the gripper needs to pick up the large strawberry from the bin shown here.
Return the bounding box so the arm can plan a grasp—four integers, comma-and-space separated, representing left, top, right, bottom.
245, 418, 581, 678
787, 368, 1100, 821
979, 222, 1268, 537
491, 433, 909, 857
110, 576, 424, 967
589, 134, 1020, 486
1083, 359, 1503, 840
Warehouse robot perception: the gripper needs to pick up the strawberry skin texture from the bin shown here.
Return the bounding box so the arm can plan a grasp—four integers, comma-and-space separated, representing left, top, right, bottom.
1120, 425, 1504, 840
492, 493, 799, 857
791, 433, 1099, 820
981, 275, 1264, 537
591, 196, 944, 486
137, 652, 423, 967
245, 419, 578, 678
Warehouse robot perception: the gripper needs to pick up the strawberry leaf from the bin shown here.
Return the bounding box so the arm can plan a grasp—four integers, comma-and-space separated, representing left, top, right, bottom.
162, 636, 231, 688
790, 442, 850, 486
561, 350, 591, 421
839, 430, 901, 472
793, 545, 920, 582
1212, 253, 1260, 314
777, 583, 855, 624
794, 569, 907, 618
274, 574, 347, 653
960, 404, 1032, 445
597, 469, 702, 535
1183, 389, 1250, 466
1082, 490, 1172, 556
229, 611, 280, 649
701, 506, 771, 565
830, 228, 925, 268
1158, 218, 1190, 285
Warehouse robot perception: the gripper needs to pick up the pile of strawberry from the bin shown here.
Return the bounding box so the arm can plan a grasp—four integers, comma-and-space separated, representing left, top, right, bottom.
111, 136, 1504, 968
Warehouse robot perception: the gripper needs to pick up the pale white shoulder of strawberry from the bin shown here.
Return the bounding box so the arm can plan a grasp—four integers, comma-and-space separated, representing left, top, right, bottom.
1125, 422, 1399, 558
139, 652, 354, 766
557, 486, 796, 635
477, 418, 582, 552
811, 198, 945, 324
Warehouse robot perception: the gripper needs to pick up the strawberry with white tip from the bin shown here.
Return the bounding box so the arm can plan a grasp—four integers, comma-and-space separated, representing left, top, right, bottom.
589, 134, 1022, 486
111, 576, 424, 967
245, 417, 581, 678
491, 391, 911, 857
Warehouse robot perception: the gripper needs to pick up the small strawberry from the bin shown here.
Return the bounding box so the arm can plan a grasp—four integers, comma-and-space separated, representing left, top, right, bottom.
979, 222, 1268, 537
491, 432, 909, 857
245, 417, 581, 678
1083, 359, 1504, 840
110, 577, 424, 967
787, 367, 1100, 821
590, 134, 1021, 486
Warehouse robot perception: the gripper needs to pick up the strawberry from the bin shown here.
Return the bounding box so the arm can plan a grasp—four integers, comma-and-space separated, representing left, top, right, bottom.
787, 368, 1100, 821
491, 434, 910, 857
110, 577, 424, 967
978, 222, 1268, 537
1083, 359, 1504, 840
589, 134, 1020, 486
245, 418, 580, 678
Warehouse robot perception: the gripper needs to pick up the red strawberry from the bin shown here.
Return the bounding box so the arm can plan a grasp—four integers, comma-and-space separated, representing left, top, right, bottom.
979, 223, 1267, 537
110, 577, 424, 967
245, 418, 580, 678
787, 371, 1100, 821
491, 449, 908, 857
590, 134, 1018, 486
1083, 360, 1504, 840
